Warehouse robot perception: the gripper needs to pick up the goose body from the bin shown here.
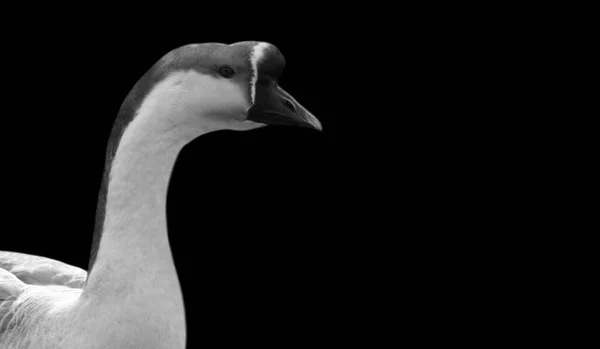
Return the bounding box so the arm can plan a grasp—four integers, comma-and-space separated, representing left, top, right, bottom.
0, 41, 321, 348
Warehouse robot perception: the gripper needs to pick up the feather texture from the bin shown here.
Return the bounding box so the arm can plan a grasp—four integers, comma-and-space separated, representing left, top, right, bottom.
0, 252, 84, 347
0, 252, 87, 288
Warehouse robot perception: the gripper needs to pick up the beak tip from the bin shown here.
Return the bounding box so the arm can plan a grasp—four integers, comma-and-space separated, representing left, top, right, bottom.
311, 117, 323, 132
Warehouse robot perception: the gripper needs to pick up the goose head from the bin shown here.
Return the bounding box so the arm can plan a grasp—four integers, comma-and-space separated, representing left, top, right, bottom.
140, 41, 322, 138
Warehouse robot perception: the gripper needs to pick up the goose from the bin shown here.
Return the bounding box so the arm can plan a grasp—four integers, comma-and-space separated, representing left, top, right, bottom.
0, 41, 322, 349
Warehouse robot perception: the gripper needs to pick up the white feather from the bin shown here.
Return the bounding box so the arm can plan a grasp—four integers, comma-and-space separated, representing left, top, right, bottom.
249, 42, 271, 104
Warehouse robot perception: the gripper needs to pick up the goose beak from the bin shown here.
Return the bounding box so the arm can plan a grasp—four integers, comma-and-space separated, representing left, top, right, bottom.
247, 84, 322, 131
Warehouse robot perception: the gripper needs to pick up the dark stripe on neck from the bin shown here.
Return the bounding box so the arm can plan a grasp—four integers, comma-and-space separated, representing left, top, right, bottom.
86, 60, 168, 275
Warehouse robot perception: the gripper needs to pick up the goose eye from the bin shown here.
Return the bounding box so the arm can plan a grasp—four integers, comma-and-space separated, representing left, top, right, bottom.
219, 66, 235, 78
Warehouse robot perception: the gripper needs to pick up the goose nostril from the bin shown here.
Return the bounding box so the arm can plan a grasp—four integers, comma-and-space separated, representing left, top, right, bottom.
283, 99, 296, 113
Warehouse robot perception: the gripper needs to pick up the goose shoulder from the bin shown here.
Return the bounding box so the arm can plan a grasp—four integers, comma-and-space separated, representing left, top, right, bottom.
0, 268, 26, 335
0, 251, 87, 289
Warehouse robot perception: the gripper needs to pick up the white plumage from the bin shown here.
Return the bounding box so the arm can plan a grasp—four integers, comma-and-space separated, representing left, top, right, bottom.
0, 41, 320, 348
